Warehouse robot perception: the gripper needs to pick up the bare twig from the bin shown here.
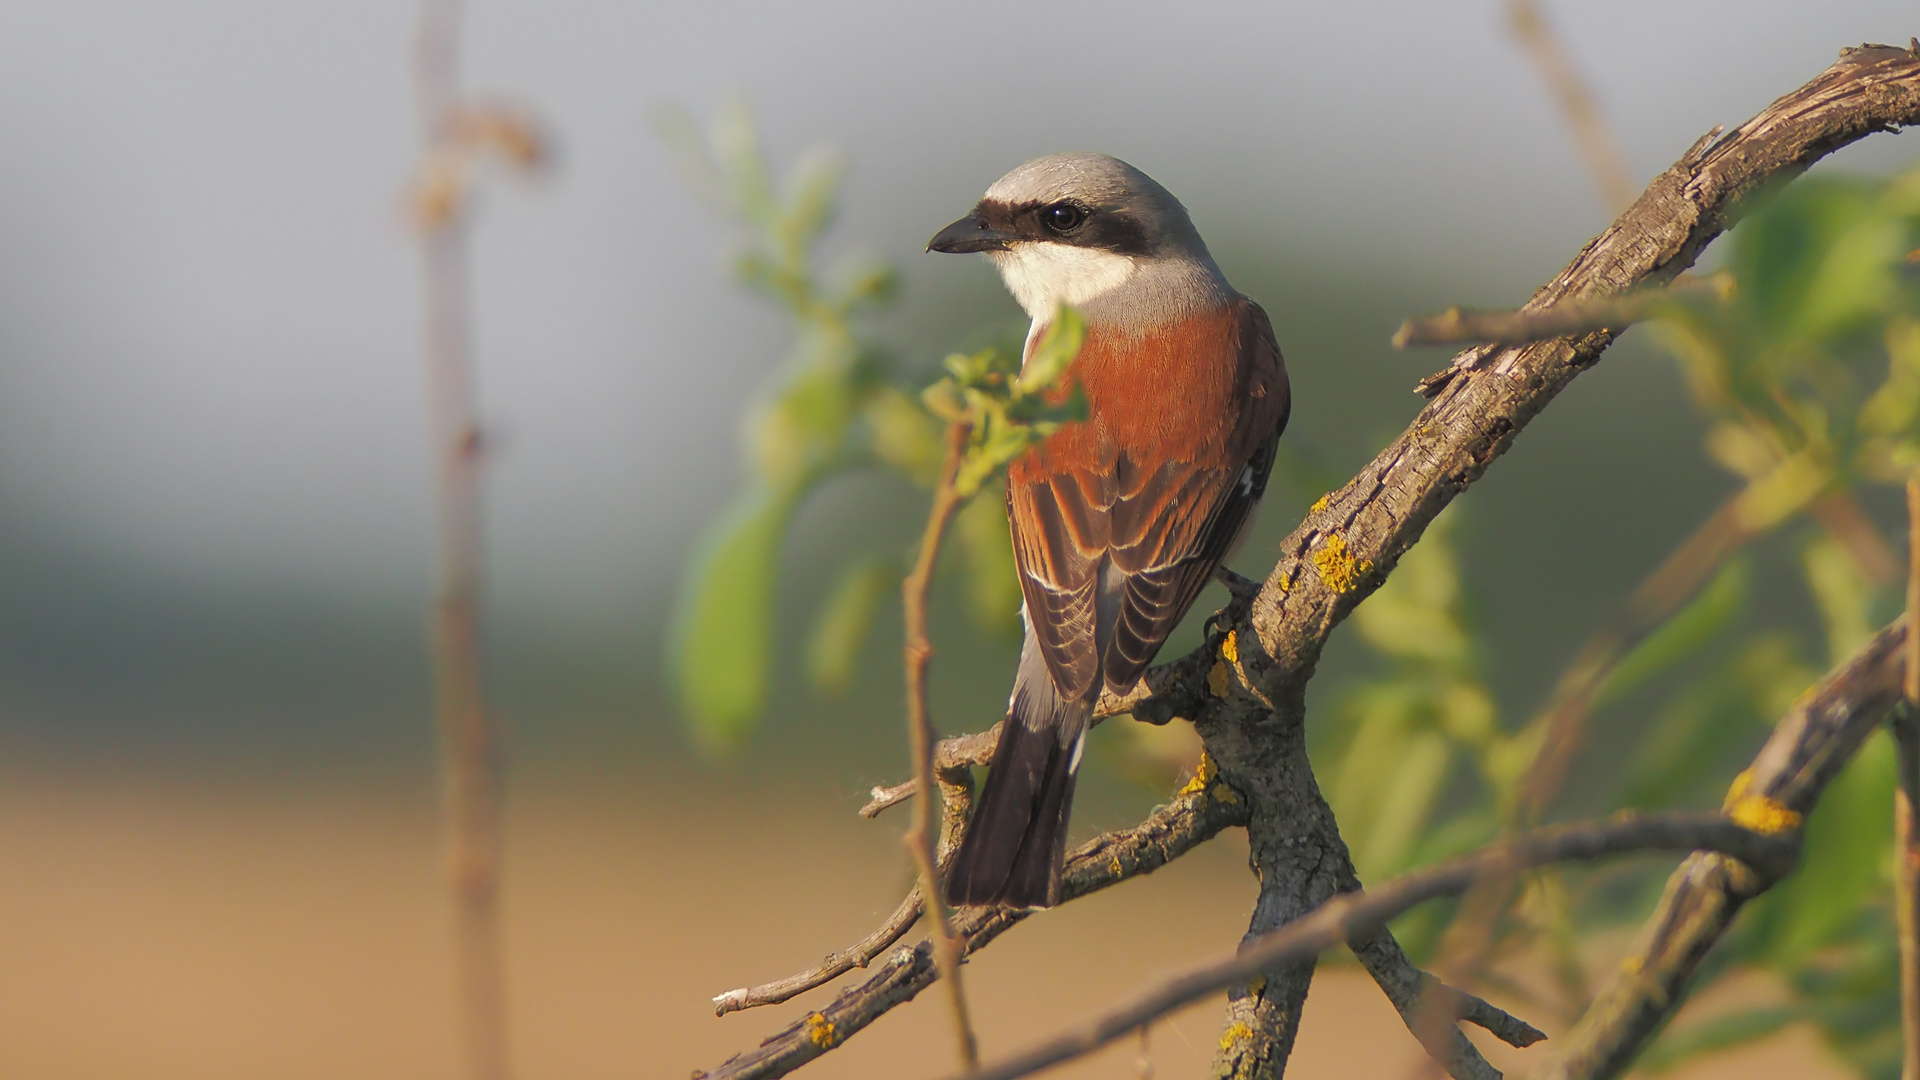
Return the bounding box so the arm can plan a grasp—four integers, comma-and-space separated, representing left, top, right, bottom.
1542, 617, 1909, 1080
1898, 478, 1920, 1080
712, 889, 923, 1016
859, 570, 1262, 819
697, 778, 1249, 1080
721, 735, 977, 1016
950, 813, 1795, 1080
860, 728, 999, 817
411, 3, 510, 1078
1505, 0, 1638, 213
1392, 272, 1731, 349
902, 421, 980, 1070
705, 42, 1920, 1080
1348, 927, 1544, 1080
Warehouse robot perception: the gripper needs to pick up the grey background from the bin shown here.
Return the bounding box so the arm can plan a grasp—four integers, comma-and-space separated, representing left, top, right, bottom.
0, 1, 1915, 780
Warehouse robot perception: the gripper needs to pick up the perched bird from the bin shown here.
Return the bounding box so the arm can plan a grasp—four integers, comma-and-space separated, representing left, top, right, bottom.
927, 153, 1291, 907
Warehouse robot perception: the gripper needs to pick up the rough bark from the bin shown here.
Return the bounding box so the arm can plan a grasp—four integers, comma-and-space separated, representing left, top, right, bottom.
1189, 43, 1920, 1076
701, 42, 1920, 1080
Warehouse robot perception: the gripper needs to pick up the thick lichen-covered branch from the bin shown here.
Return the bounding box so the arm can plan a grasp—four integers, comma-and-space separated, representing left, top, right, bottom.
702, 41, 1920, 1080
1540, 618, 1910, 1080
1191, 43, 1920, 1079
950, 813, 1797, 1080
695, 776, 1249, 1080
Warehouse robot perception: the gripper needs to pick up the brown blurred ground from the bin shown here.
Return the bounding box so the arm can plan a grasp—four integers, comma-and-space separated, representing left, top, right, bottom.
0, 760, 1851, 1079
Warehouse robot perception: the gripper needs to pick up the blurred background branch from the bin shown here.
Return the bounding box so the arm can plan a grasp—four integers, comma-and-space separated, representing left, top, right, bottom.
408, 3, 547, 1078
1504, 0, 1640, 214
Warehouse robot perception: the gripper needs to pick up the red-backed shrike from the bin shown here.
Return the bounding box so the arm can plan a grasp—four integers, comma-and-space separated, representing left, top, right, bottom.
928, 154, 1291, 907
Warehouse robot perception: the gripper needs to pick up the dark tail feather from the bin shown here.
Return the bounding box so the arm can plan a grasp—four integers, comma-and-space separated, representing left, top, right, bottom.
945, 681, 1088, 909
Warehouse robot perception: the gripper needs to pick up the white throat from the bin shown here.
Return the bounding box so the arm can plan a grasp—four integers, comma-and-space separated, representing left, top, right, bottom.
988, 243, 1139, 321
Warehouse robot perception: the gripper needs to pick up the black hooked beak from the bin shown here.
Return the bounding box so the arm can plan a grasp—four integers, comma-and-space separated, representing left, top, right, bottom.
927, 212, 1013, 254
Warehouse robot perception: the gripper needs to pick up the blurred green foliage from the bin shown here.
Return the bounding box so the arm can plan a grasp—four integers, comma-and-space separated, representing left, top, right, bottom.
664, 100, 1920, 1073
659, 104, 1057, 751
1320, 163, 1920, 1075
922, 309, 1089, 495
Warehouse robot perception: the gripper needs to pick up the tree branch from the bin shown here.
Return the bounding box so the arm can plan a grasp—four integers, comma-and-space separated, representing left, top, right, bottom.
704, 41, 1920, 1080
1392, 272, 1731, 349
1179, 43, 1920, 1079
1504, 0, 1639, 214
950, 814, 1797, 1080
1900, 479, 1920, 1080
712, 889, 924, 1016
901, 421, 980, 1069
1540, 617, 1910, 1080
1347, 928, 1546, 1064
697, 774, 1249, 1080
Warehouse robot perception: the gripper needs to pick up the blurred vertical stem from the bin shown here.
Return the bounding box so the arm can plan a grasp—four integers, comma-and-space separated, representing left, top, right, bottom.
904, 420, 980, 1071
413, 3, 511, 1080
1504, 0, 1637, 214
1898, 477, 1920, 1080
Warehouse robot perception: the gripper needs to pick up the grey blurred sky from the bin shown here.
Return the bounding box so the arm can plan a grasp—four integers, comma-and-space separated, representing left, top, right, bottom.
0, 0, 1915, 631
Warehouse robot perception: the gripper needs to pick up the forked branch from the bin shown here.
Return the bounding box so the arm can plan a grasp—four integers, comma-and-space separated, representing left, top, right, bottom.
1542, 618, 1909, 1080
702, 41, 1920, 1080
952, 813, 1796, 1080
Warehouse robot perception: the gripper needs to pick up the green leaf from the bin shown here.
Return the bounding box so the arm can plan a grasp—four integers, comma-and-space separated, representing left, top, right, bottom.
1801, 532, 1878, 667
1748, 727, 1895, 965
1636, 1006, 1803, 1073
1858, 317, 1920, 437
953, 481, 1021, 636
1353, 507, 1468, 665
710, 99, 774, 225
779, 147, 844, 250
1593, 556, 1750, 710
1357, 729, 1452, 880
804, 555, 898, 693
1618, 634, 1810, 809
1017, 305, 1087, 393
865, 384, 944, 485
667, 484, 801, 753
649, 103, 727, 213
1734, 177, 1895, 344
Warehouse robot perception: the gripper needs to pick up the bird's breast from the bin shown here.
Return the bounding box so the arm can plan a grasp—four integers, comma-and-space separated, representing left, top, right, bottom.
1012, 303, 1267, 485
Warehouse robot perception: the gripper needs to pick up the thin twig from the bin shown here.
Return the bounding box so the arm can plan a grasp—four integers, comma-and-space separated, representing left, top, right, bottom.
949, 814, 1795, 1080
903, 421, 979, 1070
1542, 617, 1909, 1079
712, 889, 923, 1016
1347, 927, 1544, 1080
1393, 272, 1730, 349
1505, 0, 1639, 214
703, 42, 1920, 1080
697, 777, 1248, 1080
412, 3, 511, 1079
860, 570, 1262, 819
1898, 477, 1920, 1080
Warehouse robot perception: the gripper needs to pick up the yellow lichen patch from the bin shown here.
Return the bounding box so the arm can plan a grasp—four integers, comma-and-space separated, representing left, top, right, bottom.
1311, 534, 1373, 594
1211, 784, 1240, 805
1310, 493, 1331, 514
1178, 751, 1219, 798
1721, 768, 1802, 834
1723, 769, 1753, 806
1209, 660, 1231, 698
1109, 854, 1124, 877
1220, 630, 1239, 665
805, 1012, 837, 1050
1219, 1021, 1254, 1053
1729, 793, 1803, 836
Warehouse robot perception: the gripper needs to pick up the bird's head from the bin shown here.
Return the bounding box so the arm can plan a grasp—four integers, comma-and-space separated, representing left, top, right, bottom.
927, 153, 1227, 325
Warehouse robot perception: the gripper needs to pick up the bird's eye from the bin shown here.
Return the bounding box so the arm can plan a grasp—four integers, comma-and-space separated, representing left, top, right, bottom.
1042, 202, 1086, 234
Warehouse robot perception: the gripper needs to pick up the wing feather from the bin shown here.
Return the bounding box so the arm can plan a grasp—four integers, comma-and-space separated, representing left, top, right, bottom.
1006, 298, 1291, 704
